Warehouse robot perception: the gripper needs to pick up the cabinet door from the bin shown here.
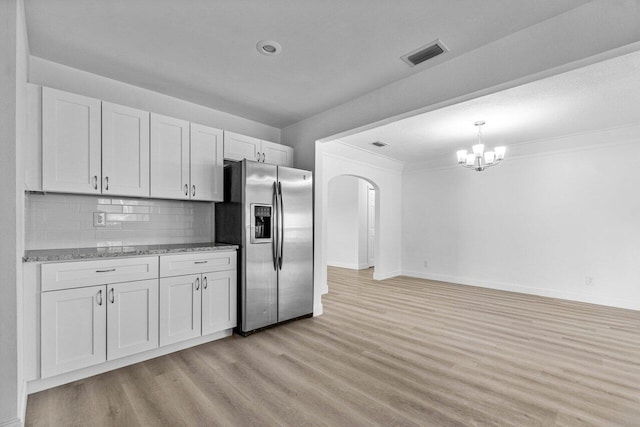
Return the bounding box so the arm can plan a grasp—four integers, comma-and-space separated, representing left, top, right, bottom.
190, 123, 223, 201
150, 113, 190, 199
223, 131, 261, 162
159, 274, 202, 346
102, 102, 150, 197
42, 87, 101, 194
261, 140, 293, 167
41, 285, 106, 378
107, 279, 159, 360
202, 270, 237, 335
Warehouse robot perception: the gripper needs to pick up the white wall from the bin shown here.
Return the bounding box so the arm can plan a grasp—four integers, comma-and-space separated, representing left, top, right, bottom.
314, 141, 403, 315
327, 176, 369, 270
28, 56, 280, 143
282, 1, 640, 171
0, 0, 28, 425
402, 124, 640, 310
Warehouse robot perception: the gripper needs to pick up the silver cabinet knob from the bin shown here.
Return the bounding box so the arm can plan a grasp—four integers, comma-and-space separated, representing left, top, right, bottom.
262, 153, 265, 162
104, 176, 109, 191
93, 176, 98, 190
184, 184, 188, 196
256, 152, 261, 161
192, 185, 196, 197
97, 289, 103, 306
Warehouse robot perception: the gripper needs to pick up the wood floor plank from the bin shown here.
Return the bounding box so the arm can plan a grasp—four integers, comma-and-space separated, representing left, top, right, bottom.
25, 267, 640, 426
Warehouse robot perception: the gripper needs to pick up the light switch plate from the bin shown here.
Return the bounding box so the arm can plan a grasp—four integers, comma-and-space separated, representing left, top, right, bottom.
93, 212, 106, 227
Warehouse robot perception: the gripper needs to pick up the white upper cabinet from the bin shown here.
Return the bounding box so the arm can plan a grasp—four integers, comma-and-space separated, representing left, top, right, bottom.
42, 87, 102, 194
223, 131, 261, 162
151, 116, 224, 201
190, 123, 223, 202
39, 87, 229, 200
102, 102, 150, 197
150, 113, 190, 200
223, 131, 293, 167
261, 140, 294, 167
42, 88, 151, 197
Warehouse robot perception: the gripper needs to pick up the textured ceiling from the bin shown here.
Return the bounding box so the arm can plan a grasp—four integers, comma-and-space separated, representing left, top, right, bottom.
24, 0, 588, 127
336, 50, 640, 164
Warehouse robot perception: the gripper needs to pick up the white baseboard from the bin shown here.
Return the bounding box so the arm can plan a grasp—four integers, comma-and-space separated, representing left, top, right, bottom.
313, 302, 323, 316
373, 270, 401, 280
402, 270, 640, 311
327, 260, 369, 270
0, 418, 21, 427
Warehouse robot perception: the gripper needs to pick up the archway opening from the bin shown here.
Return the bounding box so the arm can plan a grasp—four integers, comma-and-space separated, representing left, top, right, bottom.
324, 173, 380, 290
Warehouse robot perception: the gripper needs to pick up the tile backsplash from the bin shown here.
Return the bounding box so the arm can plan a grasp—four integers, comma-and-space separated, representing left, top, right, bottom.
25, 193, 214, 250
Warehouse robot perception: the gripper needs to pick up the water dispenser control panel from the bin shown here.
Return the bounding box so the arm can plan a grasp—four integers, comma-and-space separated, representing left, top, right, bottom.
250, 204, 272, 243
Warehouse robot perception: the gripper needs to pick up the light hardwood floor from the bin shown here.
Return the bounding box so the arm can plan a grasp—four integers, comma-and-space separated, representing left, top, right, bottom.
26, 267, 640, 426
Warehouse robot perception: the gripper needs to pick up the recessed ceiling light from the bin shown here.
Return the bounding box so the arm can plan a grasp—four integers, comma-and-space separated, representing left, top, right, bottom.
257, 40, 282, 56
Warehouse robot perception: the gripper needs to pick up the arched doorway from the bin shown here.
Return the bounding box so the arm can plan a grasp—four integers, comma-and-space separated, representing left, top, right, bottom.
326, 175, 378, 272
314, 140, 402, 316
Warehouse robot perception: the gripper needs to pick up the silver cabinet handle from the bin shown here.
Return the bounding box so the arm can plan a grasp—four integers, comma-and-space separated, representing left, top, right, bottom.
195, 277, 200, 291
192, 185, 196, 197
184, 184, 188, 196
262, 153, 265, 162
93, 175, 98, 190
194, 260, 208, 264
203, 276, 207, 290
110, 288, 115, 303
256, 151, 261, 161
97, 289, 103, 306
104, 176, 109, 191
96, 268, 116, 273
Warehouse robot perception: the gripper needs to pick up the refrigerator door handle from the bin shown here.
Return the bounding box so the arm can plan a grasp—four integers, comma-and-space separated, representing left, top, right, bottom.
278, 181, 284, 269
272, 182, 279, 270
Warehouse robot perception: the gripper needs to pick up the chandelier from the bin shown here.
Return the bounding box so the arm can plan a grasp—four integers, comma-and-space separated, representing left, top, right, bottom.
456, 121, 506, 171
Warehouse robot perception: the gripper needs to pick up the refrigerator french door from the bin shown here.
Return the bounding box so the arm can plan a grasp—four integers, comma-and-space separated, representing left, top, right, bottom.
216, 160, 313, 335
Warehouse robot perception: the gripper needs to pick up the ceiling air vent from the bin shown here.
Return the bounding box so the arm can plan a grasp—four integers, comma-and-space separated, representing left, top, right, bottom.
371, 141, 387, 148
401, 39, 448, 67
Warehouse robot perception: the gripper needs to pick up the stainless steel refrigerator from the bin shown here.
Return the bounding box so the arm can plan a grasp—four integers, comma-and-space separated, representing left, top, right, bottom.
215, 160, 313, 335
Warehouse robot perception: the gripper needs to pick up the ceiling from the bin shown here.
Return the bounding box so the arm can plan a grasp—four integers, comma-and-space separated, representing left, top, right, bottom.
24, 0, 588, 128
336, 49, 640, 164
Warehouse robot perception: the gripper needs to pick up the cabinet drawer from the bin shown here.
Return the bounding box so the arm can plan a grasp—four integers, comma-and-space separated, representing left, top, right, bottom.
160, 251, 236, 278
41, 257, 159, 291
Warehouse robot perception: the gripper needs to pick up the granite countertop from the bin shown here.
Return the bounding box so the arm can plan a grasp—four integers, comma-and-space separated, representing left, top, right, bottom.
23, 242, 239, 263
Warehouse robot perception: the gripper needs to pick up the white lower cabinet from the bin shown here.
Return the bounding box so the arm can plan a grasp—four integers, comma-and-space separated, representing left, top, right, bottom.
41, 285, 107, 378
41, 279, 159, 378
37, 251, 236, 383
107, 279, 159, 360
202, 270, 237, 335
159, 259, 237, 345
159, 274, 202, 346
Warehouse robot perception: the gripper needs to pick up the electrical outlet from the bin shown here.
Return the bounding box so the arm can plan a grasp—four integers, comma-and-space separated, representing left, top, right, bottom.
585, 276, 594, 287
423, 260, 429, 268
93, 212, 106, 228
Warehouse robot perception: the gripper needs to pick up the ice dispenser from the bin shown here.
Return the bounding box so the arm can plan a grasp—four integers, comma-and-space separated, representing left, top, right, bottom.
251, 204, 272, 243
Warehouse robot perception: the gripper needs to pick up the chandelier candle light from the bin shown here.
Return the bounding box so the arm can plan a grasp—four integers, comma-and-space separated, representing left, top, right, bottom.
456, 121, 506, 171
